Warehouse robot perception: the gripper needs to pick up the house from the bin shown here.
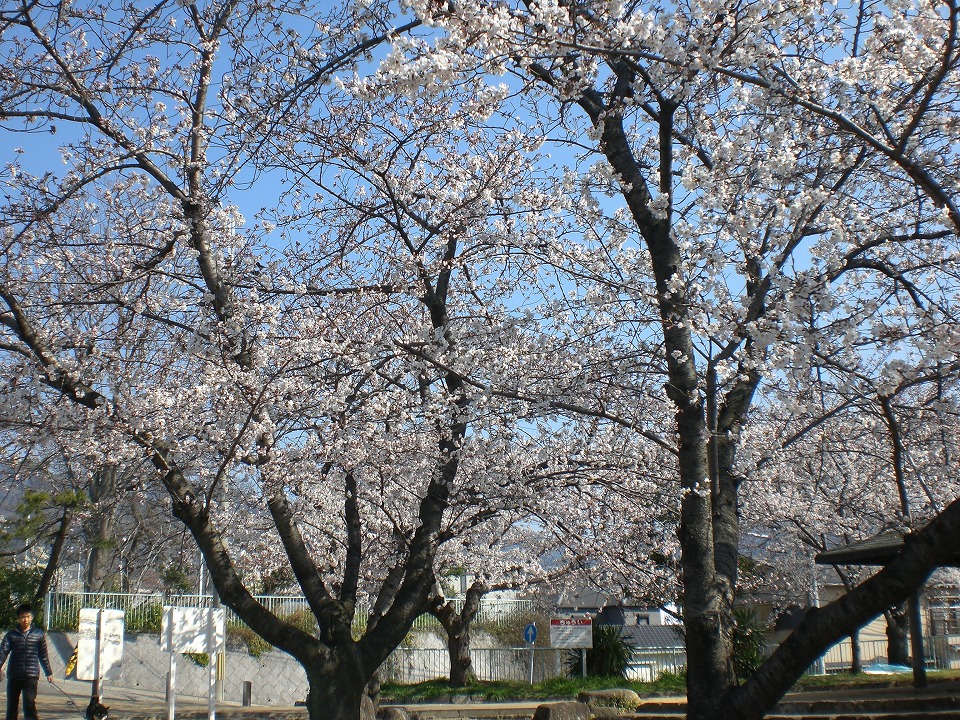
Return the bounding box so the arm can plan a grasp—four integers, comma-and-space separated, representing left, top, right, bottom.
554, 588, 680, 626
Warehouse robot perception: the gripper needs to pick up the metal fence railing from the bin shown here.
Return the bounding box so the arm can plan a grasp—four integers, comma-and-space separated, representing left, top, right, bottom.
47, 591, 957, 683
379, 645, 687, 684
44, 591, 535, 636
627, 647, 687, 681
814, 634, 960, 673
45, 591, 317, 634
380, 647, 560, 684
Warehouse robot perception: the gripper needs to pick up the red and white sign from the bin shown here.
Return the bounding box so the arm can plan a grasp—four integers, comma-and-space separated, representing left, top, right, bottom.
549, 617, 593, 648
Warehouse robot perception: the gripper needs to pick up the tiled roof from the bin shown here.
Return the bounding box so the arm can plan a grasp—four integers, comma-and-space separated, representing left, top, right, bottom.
618, 624, 685, 649
815, 530, 960, 567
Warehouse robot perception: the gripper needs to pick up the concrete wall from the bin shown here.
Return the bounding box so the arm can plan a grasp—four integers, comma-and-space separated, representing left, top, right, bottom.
48, 632, 308, 706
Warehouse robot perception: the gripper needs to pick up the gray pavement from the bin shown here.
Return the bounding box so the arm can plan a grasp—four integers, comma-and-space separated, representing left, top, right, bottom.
6, 677, 959, 720
3, 678, 268, 720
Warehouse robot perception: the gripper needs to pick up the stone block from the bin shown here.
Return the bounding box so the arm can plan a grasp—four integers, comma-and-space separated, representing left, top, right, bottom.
577, 688, 642, 710
532, 701, 591, 720
361, 694, 376, 720
376, 708, 411, 720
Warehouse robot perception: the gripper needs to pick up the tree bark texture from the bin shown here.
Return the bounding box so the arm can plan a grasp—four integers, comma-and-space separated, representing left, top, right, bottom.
35, 510, 71, 604
584, 89, 737, 718
884, 606, 910, 666
84, 467, 118, 592
305, 661, 367, 720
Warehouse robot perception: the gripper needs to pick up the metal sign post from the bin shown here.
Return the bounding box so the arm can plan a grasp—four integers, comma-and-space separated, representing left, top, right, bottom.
161, 606, 226, 720
523, 623, 537, 684
77, 609, 124, 701
206, 605, 217, 720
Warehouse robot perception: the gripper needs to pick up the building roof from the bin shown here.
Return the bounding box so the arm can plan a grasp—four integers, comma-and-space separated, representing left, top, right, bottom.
619, 625, 685, 649
555, 588, 612, 611
815, 530, 960, 567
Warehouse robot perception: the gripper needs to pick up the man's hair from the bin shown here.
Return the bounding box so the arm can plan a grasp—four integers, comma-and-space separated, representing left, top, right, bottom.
16, 603, 33, 617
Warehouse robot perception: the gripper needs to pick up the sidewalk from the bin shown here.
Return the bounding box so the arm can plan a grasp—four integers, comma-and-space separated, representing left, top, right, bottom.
3, 681, 543, 720
12, 679, 959, 720
2, 679, 300, 720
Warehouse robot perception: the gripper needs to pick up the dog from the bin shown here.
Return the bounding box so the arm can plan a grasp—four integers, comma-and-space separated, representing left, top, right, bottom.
84, 697, 109, 720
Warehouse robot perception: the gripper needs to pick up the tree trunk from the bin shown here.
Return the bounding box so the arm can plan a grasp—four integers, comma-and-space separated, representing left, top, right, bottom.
429, 581, 486, 688
35, 510, 71, 605
850, 629, 862, 674
568, 81, 742, 718
305, 661, 367, 720
84, 467, 118, 592
447, 624, 472, 687
885, 605, 910, 666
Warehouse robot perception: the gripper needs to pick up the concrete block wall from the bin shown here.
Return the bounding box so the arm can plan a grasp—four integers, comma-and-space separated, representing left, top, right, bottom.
47, 633, 308, 707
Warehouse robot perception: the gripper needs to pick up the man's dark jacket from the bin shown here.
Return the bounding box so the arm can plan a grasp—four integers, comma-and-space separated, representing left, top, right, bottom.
0, 626, 52, 679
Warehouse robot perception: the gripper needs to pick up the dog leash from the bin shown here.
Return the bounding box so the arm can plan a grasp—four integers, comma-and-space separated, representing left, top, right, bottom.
48, 679, 88, 720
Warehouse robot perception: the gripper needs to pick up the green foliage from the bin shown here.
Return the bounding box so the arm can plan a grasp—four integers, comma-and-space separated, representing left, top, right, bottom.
160, 566, 194, 595
652, 669, 687, 693
732, 607, 768, 681
0, 565, 43, 627
185, 653, 209, 667
258, 568, 295, 595
282, 608, 318, 636
565, 624, 635, 678
227, 622, 272, 657
125, 602, 164, 634
480, 611, 550, 648
381, 670, 689, 703
0, 490, 87, 548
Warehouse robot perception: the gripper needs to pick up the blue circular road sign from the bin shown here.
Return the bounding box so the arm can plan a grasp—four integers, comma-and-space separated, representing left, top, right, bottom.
523, 623, 537, 644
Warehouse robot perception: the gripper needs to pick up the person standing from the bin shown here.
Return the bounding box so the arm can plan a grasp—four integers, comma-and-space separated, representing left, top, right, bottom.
0, 604, 54, 720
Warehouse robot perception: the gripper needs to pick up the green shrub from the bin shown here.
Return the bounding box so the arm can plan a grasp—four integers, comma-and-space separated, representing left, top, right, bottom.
160, 566, 194, 595
126, 602, 164, 634
185, 653, 209, 667
481, 611, 550, 648
732, 607, 768, 681
227, 622, 272, 657
652, 669, 686, 693
281, 608, 318, 636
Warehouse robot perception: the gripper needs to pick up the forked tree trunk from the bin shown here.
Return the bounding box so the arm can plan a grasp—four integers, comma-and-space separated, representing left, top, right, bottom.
590, 98, 738, 720
429, 581, 486, 687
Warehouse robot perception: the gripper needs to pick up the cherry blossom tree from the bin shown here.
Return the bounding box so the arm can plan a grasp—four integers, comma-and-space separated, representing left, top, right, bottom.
5, 2, 960, 720
0, 2, 607, 718
369, 1, 960, 717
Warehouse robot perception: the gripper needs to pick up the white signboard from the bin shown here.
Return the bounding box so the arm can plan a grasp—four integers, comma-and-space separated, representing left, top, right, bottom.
550, 617, 593, 649
160, 607, 226, 653
77, 609, 124, 681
